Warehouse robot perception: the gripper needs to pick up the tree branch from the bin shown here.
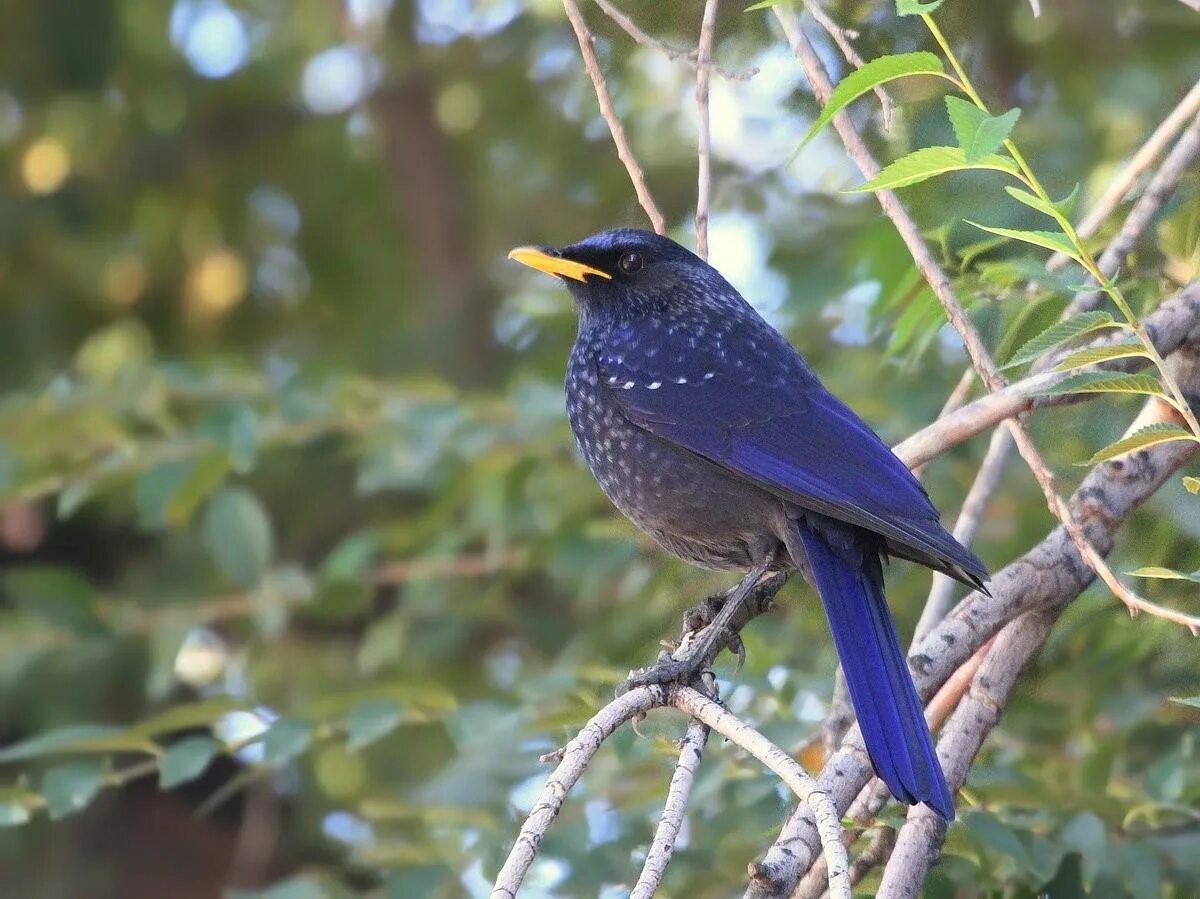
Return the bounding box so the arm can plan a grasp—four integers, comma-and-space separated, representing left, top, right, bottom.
1057, 77, 1200, 259
694, 0, 720, 260
590, 0, 757, 80
630, 719, 709, 899
914, 426, 1014, 640
773, 5, 1188, 636
1066, 112, 1200, 312
802, 1, 895, 130
893, 281, 1200, 469
746, 392, 1200, 897
562, 0, 668, 234
490, 675, 853, 899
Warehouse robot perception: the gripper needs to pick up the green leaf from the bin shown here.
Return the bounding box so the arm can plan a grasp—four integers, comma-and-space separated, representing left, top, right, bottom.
199, 403, 260, 475
125, 696, 245, 739
964, 221, 1081, 260
262, 718, 314, 765
2, 566, 103, 635
1054, 342, 1151, 372
134, 460, 197, 531
1035, 372, 1167, 400
1171, 695, 1200, 709
347, 699, 406, 752
1084, 424, 1198, 464
946, 97, 1020, 163
1004, 185, 1061, 221
164, 449, 230, 526
847, 147, 1021, 193
41, 761, 105, 820
1128, 566, 1200, 583
0, 723, 156, 763
801, 53, 947, 146
1184, 476, 1200, 494
965, 811, 1034, 871
202, 487, 274, 588
1053, 182, 1081, 217
743, 0, 783, 9
1058, 811, 1107, 888
1001, 311, 1119, 369
897, 0, 946, 13
160, 736, 220, 789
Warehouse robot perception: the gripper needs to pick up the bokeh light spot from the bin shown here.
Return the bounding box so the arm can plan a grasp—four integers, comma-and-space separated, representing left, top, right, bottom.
435, 81, 483, 134
187, 248, 248, 318
21, 136, 71, 194
302, 46, 371, 115
102, 253, 149, 307
169, 0, 249, 80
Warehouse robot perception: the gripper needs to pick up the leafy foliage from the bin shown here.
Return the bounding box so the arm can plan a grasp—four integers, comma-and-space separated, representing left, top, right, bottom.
945, 97, 1021, 163
801, 52, 949, 146
848, 146, 1021, 192
0, 1, 1197, 897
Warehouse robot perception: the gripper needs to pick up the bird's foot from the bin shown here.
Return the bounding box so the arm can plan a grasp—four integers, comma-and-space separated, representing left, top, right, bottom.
616, 588, 746, 695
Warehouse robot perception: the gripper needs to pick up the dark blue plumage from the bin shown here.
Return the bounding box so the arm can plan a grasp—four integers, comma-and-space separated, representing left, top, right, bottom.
510, 229, 988, 818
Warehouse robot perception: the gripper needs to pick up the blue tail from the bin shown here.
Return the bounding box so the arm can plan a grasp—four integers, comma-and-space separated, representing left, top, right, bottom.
793, 518, 954, 819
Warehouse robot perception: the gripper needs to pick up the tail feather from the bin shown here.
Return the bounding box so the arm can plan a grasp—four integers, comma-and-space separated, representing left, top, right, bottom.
793, 518, 954, 819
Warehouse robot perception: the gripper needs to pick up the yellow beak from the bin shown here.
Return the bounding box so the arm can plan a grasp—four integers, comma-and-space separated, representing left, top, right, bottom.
507, 246, 612, 282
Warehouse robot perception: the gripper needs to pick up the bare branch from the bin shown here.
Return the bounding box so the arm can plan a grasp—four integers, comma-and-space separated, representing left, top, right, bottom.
562, 0, 668, 234
695, 0, 720, 260
914, 426, 1013, 640
591, 0, 758, 80
793, 640, 993, 899
894, 281, 1200, 469
1050, 76, 1200, 266
802, 1, 895, 130
631, 719, 709, 899
1067, 112, 1200, 312
490, 686, 667, 898
746, 404, 1200, 897
671, 686, 851, 899
771, 6, 1181, 637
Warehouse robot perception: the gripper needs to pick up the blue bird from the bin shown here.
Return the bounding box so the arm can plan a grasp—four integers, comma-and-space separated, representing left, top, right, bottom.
509, 229, 988, 818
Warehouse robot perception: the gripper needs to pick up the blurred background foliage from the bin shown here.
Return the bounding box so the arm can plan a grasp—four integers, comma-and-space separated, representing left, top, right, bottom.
0, 0, 1198, 896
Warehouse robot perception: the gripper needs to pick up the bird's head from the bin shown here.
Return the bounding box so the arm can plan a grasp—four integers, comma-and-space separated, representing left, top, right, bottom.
508, 229, 730, 321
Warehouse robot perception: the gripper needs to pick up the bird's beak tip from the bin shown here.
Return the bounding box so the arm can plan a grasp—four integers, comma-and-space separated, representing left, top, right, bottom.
507, 245, 612, 282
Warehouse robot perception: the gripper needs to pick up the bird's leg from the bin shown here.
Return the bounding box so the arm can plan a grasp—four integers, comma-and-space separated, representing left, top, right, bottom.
619, 555, 777, 693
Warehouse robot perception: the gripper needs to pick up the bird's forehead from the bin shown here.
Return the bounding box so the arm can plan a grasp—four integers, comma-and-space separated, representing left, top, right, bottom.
568, 228, 669, 256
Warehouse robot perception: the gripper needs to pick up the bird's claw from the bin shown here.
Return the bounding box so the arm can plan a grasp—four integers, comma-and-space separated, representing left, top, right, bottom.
617, 654, 709, 695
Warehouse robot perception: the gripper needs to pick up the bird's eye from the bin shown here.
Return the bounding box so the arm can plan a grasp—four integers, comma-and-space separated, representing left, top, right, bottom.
618, 252, 643, 275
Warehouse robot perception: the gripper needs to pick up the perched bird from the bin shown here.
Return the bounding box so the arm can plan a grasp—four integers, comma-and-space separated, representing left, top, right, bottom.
509, 229, 988, 819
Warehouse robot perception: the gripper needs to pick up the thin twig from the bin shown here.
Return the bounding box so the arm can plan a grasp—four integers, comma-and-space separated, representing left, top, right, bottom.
670, 686, 851, 899
562, 0, 668, 234
792, 640, 993, 899
849, 825, 898, 889
1062, 77, 1200, 257
914, 114, 1200, 639
802, 1, 895, 130
772, 7, 1172, 634
490, 686, 668, 898
749, 417, 1200, 898
894, 280, 1200, 467
1067, 112, 1200, 312
591, 0, 757, 80
695, 0, 720, 260
631, 719, 709, 899
914, 426, 1013, 640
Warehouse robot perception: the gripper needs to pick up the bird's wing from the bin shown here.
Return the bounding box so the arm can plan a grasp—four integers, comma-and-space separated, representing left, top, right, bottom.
596, 318, 987, 586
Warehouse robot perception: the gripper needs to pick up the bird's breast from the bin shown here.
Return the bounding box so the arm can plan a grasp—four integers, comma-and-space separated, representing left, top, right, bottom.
564, 342, 780, 569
